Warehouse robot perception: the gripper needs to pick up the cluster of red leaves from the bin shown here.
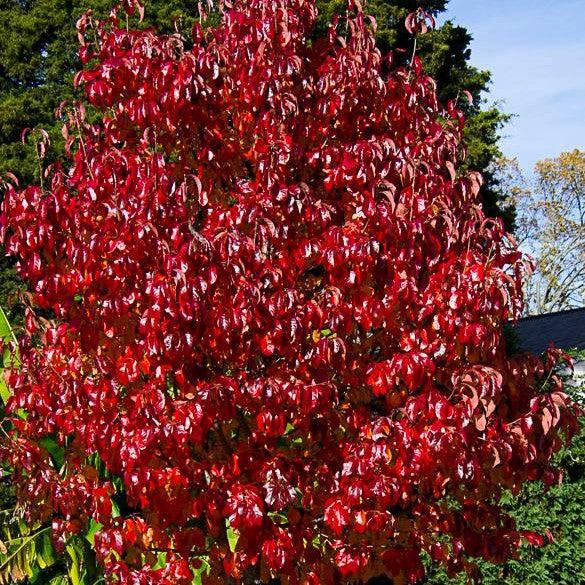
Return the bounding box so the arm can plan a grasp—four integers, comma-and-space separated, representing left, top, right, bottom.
0, 1, 579, 583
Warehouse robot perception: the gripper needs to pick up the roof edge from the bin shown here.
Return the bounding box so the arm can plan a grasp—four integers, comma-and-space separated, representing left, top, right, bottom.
517, 306, 585, 323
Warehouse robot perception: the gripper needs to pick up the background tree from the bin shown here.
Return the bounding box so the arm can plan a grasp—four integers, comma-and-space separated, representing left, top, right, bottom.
0, 0, 201, 184
0, 0, 200, 321
529, 150, 585, 313
495, 151, 585, 315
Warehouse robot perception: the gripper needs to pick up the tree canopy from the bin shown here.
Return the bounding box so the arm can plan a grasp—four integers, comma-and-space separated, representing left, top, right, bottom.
316, 1, 512, 227
0, 1, 577, 584
495, 151, 585, 315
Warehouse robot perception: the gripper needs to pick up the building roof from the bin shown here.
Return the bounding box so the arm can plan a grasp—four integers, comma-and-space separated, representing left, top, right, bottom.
514, 307, 585, 355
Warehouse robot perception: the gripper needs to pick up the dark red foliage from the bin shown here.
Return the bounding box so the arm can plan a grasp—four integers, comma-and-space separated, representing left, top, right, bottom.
0, 1, 579, 583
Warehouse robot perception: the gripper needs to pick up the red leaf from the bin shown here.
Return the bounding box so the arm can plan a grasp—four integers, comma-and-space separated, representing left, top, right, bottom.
225, 484, 264, 531
324, 499, 350, 536
259, 335, 275, 357
522, 531, 545, 547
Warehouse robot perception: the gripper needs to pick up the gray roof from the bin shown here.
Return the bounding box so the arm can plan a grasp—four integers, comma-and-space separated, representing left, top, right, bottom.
514, 307, 585, 355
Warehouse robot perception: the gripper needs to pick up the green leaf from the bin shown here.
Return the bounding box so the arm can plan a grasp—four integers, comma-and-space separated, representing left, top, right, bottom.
0, 306, 15, 345
151, 552, 167, 570
192, 556, 210, 585
48, 576, 70, 585
0, 305, 19, 368
37, 531, 57, 569
38, 437, 65, 470
66, 543, 81, 585
0, 379, 10, 404
225, 520, 238, 553
111, 498, 120, 518
0, 305, 17, 406
84, 519, 102, 547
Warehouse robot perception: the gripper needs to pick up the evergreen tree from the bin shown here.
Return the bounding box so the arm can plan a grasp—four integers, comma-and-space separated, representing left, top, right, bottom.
0, 0, 198, 184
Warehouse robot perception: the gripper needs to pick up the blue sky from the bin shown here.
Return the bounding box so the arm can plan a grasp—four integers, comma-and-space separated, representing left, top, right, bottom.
440, 0, 585, 172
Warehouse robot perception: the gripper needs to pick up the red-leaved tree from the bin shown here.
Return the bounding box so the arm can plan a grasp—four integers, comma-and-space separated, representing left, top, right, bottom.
0, 1, 579, 583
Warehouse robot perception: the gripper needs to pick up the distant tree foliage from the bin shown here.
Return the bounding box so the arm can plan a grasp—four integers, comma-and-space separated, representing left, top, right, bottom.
529, 150, 585, 313
496, 151, 585, 315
